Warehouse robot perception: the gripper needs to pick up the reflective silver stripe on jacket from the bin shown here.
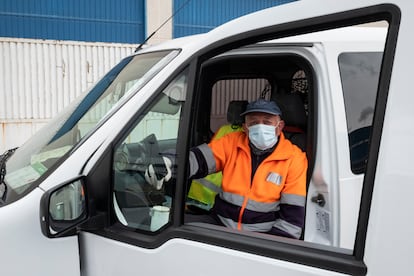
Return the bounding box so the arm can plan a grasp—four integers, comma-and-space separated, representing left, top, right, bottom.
280, 193, 306, 207
218, 215, 302, 237
197, 143, 217, 174
220, 191, 280, 212
217, 215, 275, 232
246, 198, 280, 213
217, 215, 239, 229
189, 151, 199, 178
194, 178, 222, 193
220, 191, 244, 206
273, 219, 302, 239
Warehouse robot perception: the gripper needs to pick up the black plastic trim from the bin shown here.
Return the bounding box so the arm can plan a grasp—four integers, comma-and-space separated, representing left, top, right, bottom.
39, 176, 88, 238
354, 5, 401, 260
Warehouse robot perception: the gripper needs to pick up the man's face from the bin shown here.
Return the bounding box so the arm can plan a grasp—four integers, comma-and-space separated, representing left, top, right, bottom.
243, 112, 284, 136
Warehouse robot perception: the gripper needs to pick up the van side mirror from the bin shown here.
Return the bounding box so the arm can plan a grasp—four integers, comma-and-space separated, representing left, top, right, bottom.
40, 177, 88, 238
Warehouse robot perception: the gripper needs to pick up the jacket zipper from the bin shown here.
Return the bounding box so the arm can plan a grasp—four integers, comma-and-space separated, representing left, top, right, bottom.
238, 154, 262, 229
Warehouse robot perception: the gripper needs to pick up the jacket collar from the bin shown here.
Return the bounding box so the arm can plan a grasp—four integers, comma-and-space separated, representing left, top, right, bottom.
237, 132, 294, 161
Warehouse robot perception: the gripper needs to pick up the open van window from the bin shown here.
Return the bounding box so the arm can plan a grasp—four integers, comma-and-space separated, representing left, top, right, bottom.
183, 22, 388, 252
1, 50, 179, 205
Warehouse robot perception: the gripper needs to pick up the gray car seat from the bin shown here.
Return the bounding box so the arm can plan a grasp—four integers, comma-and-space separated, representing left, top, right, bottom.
227, 100, 248, 127
273, 90, 307, 151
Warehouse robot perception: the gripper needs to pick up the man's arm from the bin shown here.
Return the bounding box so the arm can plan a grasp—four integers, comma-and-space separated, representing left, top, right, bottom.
269, 150, 307, 239
189, 143, 217, 179
268, 196, 306, 239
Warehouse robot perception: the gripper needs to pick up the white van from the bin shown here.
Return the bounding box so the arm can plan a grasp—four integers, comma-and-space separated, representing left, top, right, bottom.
0, 1, 412, 275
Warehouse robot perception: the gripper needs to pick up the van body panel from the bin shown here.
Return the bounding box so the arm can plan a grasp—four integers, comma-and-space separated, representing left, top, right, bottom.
363, 17, 414, 273
79, 232, 347, 276
0, 188, 80, 276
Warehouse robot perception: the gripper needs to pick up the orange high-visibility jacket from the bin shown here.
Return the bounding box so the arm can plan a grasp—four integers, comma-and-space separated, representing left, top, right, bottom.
195, 131, 307, 238
188, 124, 243, 209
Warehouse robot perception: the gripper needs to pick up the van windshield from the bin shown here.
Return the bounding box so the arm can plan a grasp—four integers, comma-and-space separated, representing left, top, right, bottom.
1, 50, 179, 204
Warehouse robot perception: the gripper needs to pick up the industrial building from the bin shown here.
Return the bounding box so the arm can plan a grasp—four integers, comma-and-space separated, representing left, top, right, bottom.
0, 0, 294, 152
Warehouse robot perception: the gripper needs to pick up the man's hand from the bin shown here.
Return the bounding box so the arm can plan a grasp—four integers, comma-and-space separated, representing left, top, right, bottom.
145, 156, 172, 190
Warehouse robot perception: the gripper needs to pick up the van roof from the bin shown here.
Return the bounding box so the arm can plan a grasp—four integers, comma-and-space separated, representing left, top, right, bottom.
269, 26, 387, 44
141, 25, 387, 54
138, 1, 388, 54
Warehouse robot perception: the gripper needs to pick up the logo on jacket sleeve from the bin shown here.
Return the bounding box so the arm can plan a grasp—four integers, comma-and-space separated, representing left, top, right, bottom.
266, 172, 282, 185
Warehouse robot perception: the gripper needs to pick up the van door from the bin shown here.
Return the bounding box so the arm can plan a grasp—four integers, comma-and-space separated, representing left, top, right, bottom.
79, 66, 348, 276
41, 2, 399, 276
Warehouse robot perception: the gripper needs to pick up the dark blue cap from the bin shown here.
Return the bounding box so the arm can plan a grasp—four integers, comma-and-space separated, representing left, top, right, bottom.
240, 99, 282, 116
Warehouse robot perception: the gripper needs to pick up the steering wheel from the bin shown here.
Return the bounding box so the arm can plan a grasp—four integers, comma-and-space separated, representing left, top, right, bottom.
114, 134, 160, 172
113, 134, 165, 206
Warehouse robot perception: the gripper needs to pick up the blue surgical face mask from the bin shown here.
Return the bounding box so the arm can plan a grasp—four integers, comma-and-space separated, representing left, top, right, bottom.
248, 124, 278, 150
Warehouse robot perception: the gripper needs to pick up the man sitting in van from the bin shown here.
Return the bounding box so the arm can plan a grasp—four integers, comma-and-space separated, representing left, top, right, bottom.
186, 100, 248, 212
147, 99, 307, 239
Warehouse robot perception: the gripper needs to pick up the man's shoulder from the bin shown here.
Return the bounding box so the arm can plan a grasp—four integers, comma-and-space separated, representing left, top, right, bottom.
211, 130, 249, 152
216, 129, 246, 141
277, 134, 307, 160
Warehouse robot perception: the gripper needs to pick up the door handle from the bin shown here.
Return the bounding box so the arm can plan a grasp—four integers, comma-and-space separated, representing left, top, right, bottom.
311, 193, 326, 207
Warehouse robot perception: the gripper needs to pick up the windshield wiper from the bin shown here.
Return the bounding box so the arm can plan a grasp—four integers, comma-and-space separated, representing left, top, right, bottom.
0, 147, 18, 202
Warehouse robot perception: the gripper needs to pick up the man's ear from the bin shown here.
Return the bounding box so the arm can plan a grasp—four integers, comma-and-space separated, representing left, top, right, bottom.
277, 120, 285, 135
279, 120, 285, 130
242, 123, 248, 132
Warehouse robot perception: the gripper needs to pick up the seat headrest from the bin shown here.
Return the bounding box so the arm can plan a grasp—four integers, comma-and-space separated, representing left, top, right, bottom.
273, 91, 307, 130
227, 100, 248, 126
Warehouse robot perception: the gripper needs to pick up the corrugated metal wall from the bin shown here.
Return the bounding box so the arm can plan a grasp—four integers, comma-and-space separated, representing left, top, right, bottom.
0, 0, 298, 152
0, 37, 136, 152
173, 0, 296, 38
210, 79, 270, 131
0, 0, 145, 43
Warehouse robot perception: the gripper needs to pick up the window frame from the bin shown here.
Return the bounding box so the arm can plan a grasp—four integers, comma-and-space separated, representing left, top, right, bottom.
110, 69, 188, 232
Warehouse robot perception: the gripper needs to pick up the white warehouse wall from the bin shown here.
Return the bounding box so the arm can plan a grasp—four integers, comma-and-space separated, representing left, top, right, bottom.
0, 37, 136, 152
0, 0, 174, 153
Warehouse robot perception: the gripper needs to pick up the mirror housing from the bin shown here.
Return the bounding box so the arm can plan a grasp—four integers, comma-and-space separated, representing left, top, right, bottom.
40, 177, 88, 238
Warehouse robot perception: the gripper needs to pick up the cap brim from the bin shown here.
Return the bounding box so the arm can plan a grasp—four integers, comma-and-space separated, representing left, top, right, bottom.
240, 109, 281, 116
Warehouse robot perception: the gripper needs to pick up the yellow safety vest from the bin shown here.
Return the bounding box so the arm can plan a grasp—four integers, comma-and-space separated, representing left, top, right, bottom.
187, 124, 243, 210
